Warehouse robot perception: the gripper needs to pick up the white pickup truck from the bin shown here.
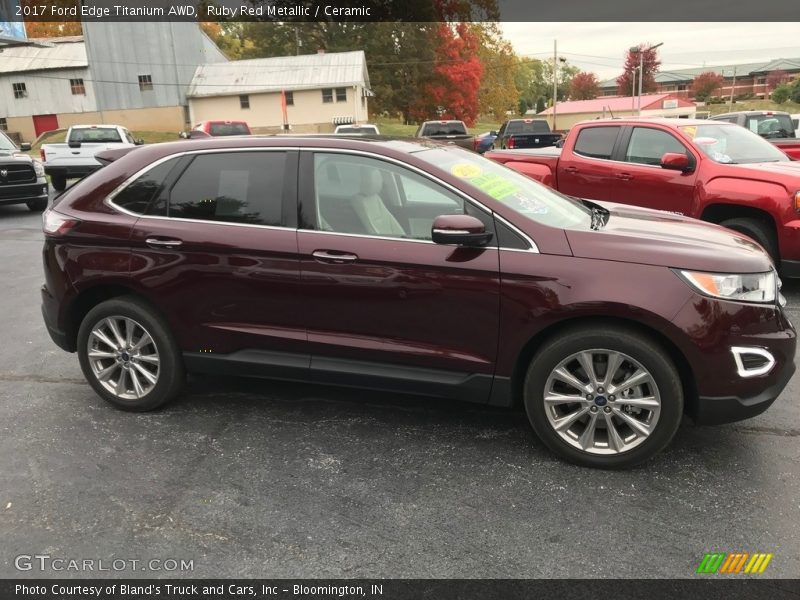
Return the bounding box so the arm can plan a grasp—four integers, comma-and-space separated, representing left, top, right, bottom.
41, 124, 142, 191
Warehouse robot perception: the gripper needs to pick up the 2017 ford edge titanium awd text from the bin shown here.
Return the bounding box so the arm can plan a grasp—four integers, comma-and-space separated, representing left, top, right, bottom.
40, 137, 796, 468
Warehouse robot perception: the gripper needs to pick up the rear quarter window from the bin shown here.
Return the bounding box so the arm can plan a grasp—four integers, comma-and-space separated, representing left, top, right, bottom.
573, 126, 621, 160
111, 158, 181, 214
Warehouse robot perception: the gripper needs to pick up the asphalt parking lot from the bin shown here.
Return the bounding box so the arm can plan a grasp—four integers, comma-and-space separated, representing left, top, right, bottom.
1, 196, 798, 579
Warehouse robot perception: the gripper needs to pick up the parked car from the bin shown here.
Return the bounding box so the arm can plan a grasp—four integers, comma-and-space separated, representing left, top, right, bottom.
41, 136, 795, 468
473, 130, 498, 154
493, 118, 563, 150
486, 118, 800, 277
0, 130, 48, 211
191, 120, 252, 137
709, 111, 800, 159
334, 124, 380, 135
414, 120, 475, 150
41, 125, 142, 191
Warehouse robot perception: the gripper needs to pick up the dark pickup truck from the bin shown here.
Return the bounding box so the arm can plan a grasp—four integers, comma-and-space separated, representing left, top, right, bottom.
0, 131, 48, 212
493, 118, 563, 150
710, 111, 800, 159
414, 120, 475, 150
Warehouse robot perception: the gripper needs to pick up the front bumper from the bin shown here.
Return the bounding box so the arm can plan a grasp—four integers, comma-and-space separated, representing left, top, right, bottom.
693, 356, 795, 425
0, 178, 48, 205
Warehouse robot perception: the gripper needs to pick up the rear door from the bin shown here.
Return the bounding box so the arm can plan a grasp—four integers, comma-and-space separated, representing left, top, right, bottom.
557, 125, 623, 201
125, 149, 307, 375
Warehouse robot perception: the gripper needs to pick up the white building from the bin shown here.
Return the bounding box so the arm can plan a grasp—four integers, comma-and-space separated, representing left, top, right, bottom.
187, 50, 373, 133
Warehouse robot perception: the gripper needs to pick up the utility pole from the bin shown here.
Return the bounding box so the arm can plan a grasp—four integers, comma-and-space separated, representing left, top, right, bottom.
553, 39, 558, 131
728, 66, 737, 108
631, 67, 637, 114
633, 42, 663, 116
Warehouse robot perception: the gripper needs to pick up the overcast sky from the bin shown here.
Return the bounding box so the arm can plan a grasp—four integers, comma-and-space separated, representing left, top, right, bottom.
500, 23, 800, 82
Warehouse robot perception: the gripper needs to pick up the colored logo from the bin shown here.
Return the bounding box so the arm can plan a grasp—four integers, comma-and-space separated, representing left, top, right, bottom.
696, 552, 773, 574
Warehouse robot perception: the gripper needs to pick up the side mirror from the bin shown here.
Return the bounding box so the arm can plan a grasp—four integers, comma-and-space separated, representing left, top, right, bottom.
19, 142, 31, 151
178, 131, 189, 139
135, 138, 144, 146
432, 214, 493, 247
490, 130, 497, 136
660, 152, 691, 172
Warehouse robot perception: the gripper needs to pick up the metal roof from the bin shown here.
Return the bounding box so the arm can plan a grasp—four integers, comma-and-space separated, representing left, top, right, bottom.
0, 37, 87, 74
600, 57, 800, 88
538, 94, 695, 115
188, 50, 370, 98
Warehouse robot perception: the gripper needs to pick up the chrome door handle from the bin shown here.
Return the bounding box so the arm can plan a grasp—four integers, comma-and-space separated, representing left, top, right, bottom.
563, 166, 578, 173
146, 238, 183, 247
312, 250, 358, 264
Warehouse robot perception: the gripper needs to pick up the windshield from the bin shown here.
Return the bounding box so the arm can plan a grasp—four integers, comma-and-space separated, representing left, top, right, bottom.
209, 123, 250, 136
0, 132, 17, 152
70, 128, 122, 143
680, 124, 789, 164
744, 114, 795, 139
415, 147, 591, 229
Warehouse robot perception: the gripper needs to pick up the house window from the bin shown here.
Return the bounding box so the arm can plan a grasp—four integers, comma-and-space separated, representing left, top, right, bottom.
240, 95, 250, 109
285, 91, 294, 106
70, 78, 86, 95
756, 77, 766, 85
0, 118, 7, 131
138, 75, 153, 91
335, 87, 347, 102
322, 88, 333, 103
677, 84, 687, 91
12, 82, 27, 99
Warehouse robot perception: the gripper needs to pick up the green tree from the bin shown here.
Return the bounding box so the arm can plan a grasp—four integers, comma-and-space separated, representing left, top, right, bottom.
771, 83, 790, 104
468, 23, 519, 120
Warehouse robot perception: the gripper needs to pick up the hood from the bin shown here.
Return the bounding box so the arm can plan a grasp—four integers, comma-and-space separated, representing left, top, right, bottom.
723, 160, 800, 183
566, 202, 773, 273
0, 150, 33, 163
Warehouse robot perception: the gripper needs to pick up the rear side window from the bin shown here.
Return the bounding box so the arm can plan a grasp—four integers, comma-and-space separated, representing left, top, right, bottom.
573, 126, 620, 160
168, 152, 286, 226
111, 159, 180, 215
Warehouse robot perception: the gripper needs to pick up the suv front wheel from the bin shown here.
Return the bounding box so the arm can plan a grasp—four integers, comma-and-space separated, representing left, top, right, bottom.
524, 326, 683, 469
77, 296, 185, 411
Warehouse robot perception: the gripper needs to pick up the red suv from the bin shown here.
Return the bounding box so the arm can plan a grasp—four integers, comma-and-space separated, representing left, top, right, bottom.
40, 137, 796, 468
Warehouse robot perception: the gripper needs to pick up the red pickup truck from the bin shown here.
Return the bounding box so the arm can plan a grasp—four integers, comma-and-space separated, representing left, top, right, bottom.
485, 118, 800, 277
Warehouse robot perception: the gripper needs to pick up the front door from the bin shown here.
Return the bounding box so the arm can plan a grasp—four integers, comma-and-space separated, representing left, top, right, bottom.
297, 150, 501, 400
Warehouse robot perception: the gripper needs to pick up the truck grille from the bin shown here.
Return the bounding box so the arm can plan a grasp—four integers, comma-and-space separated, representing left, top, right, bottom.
0, 164, 36, 185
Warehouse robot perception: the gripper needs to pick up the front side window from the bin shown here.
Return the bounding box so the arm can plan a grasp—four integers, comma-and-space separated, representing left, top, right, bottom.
624, 127, 689, 166
169, 152, 286, 226
573, 126, 620, 160
310, 153, 482, 241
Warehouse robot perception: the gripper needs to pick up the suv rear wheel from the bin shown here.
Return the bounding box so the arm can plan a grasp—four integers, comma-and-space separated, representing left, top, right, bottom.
77, 296, 185, 411
524, 326, 683, 469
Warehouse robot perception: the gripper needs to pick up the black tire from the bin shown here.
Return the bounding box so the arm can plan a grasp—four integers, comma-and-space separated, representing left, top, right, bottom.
77, 296, 185, 411
523, 325, 683, 469
26, 198, 47, 212
51, 176, 67, 192
720, 217, 778, 264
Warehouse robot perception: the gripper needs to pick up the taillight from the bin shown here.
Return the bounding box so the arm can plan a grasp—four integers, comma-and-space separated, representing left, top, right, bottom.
507, 137, 516, 149
473, 136, 479, 151
795, 190, 800, 213
40, 148, 46, 162
42, 209, 79, 237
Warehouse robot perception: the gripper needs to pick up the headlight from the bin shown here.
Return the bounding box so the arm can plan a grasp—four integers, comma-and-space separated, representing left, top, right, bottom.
33, 160, 45, 177
677, 270, 776, 304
